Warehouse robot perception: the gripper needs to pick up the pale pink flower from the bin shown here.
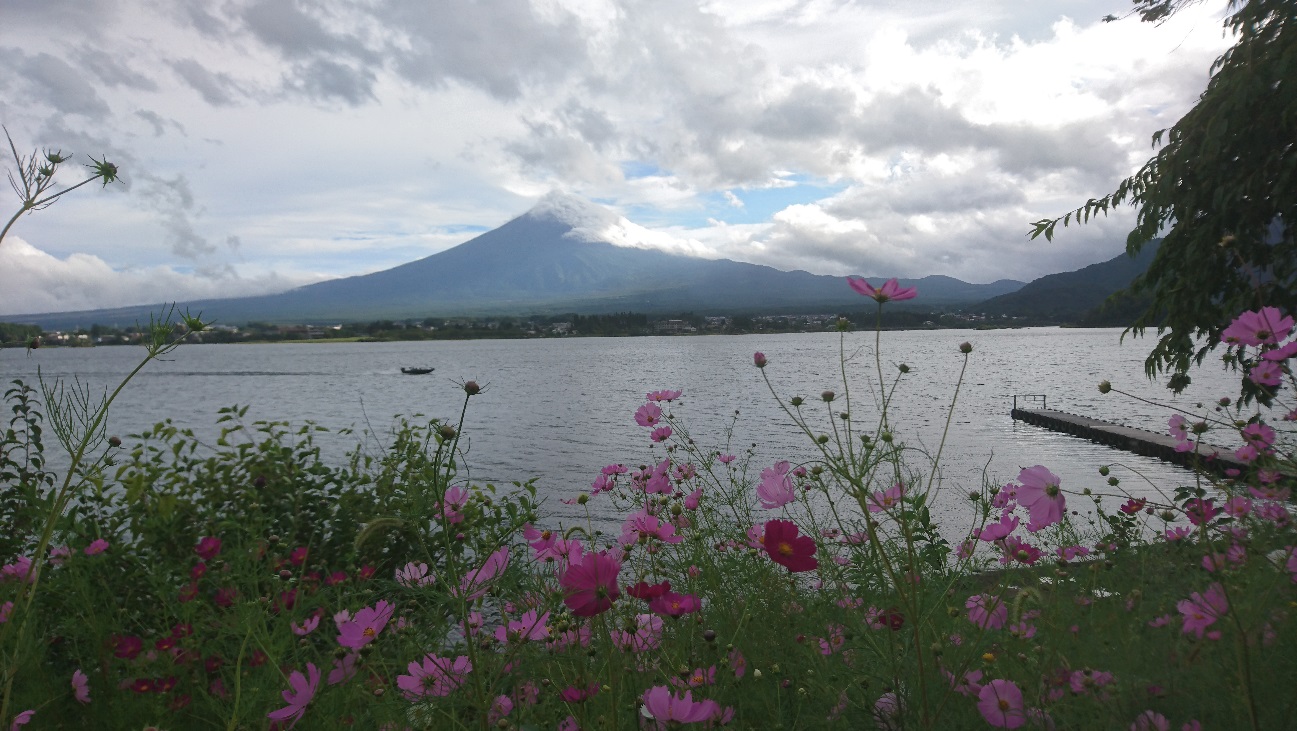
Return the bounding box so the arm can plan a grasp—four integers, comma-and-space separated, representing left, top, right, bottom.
977, 679, 1025, 729
336, 600, 394, 649
493, 610, 550, 643
291, 616, 320, 636
1222, 306, 1293, 346
327, 652, 358, 685
397, 654, 471, 699
848, 276, 918, 303
455, 547, 510, 600
635, 402, 663, 427
1131, 710, 1170, 731
9, 710, 34, 731
436, 485, 470, 524
966, 594, 1007, 630
867, 483, 904, 513
267, 662, 319, 728
1177, 582, 1228, 639
641, 686, 721, 727
647, 389, 682, 402
1016, 465, 1065, 531
2, 557, 34, 583
1168, 414, 1189, 441
946, 668, 983, 697
978, 512, 1020, 542
651, 426, 673, 442
488, 695, 514, 725
72, 669, 90, 703
396, 561, 435, 587
613, 613, 663, 652
756, 460, 796, 509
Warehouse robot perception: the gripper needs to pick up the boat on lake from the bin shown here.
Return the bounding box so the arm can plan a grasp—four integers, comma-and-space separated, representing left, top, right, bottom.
400, 366, 435, 375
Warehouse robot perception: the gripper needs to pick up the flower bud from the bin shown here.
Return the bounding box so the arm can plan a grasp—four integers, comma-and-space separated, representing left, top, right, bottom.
1098, 380, 1111, 394
109, 436, 122, 448
463, 381, 481, 395
898, 363, 910, 374
790, 396, 804, 407
753, 352, 767, 368
959, 342, 972, 354
438, 425, 457, 441
821, 390, 835, 402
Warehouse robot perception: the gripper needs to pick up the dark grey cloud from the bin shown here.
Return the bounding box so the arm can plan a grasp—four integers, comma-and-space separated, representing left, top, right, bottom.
169, 58, 240, 106
381, 0, 587, 99
15, 52, 111, 117
753, 83, 857, 140
75, 48, 160, 91
290, 58, 377, 105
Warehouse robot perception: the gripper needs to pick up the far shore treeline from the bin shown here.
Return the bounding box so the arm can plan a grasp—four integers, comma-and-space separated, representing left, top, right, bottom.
0, 307, 1108, 348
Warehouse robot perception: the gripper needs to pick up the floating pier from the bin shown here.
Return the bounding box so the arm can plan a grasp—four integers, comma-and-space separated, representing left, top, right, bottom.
1010, 396, 1247, 474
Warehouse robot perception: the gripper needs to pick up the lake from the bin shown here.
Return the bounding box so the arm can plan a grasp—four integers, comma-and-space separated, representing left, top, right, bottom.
1, 328, 1244, 531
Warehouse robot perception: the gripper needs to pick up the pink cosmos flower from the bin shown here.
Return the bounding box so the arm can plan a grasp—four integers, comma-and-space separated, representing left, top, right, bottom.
684, 488, 702, 510
1132, 710, 1171, 731
848, 276, 918, 303
635, 402, 663, 427
753, 352, 767, 368
1168, 414, 1189, 441
1248, 361, 1283, 387
437, 485, 470, 524
999, 536, 1042, 566
620, 509, 683, 546
613, 613, 663, 653
867, 483, 904, 513
647, 389, 682, 402
0, 557, 33, 583
718, 453, 736, 464
560, 682, 601, 702
267, 662, 319, 728
0, 602, 11, 623
947, 668, 983, 697
327, 652, 358, 685
1222, 306, 1293, 347
966, 594, 1008, 630
651, 426, 673, 442
648, 591, 702, 617
83, 539, 109, 556
336, 600, 394, 649
397, 654, 472, 699
111, 634, 143, 660
1016, 465, 1065, 531
195, 536, 222, 560
1264, 339, 1297, 361
756, 461, 796, 509
489, 695, 514, 725
559, 550, 621, 616
493, 610, 550, 643
292, 616, 320, 636
641, 686, 721, 727
977, 679, 1026, 729
455, 547, 510, 600
9, 711, 34, 731
1177, 582, 1228, 638
72, 669, 90, 704
396, 561, 435, 587
978, 512, 1020, 542
762, 519, 818, 572
1184, 498, 1222, 526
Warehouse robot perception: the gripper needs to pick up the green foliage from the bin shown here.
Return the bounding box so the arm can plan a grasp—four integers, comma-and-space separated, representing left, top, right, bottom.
1031, 0, 1297, 389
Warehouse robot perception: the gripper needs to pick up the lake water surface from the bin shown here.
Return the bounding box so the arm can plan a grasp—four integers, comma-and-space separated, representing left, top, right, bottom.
2, 328, 1244, 530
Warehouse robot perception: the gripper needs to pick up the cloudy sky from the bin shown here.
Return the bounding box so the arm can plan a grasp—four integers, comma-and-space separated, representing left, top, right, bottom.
0, 0, 1234, 316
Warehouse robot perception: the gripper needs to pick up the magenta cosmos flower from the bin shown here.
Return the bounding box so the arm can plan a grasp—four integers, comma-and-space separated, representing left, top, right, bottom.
648, 591, 702, 617
761, 519, 818, 572
848, 276, 918, 303
397, 654, 472, 699
83, 539, 109, 556
267, 662, 319, 728
867, 482, 904, 513
977, 679, 1026, 729
1015, 465, 1065, 531
756, 461, 796, 509
647, 389, 683, 402
641, 686, 720, 727
194, 536, 222, 560
336, 600, 394, 649
559, 550, 621, 616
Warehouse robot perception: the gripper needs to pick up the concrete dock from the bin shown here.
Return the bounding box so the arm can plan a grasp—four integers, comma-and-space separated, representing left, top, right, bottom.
1011, 407, 1248, 474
